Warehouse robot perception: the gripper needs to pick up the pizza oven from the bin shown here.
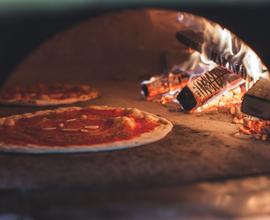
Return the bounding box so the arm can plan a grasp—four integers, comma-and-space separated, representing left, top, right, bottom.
1, 2, 270, 219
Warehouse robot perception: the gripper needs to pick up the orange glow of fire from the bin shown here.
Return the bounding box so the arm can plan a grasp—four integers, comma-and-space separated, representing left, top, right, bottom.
141, 72, 189, 101
141, 12, 270, 141
195, 86, 246, 113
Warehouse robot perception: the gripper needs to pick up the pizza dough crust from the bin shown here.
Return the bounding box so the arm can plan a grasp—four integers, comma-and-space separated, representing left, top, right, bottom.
0, 106, 173, 153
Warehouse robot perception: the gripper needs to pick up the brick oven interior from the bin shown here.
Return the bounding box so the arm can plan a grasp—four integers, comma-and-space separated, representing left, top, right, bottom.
0, 7, 270, 219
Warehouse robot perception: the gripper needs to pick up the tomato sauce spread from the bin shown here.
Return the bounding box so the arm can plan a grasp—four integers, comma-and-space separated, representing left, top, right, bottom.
0, 108, 158, 147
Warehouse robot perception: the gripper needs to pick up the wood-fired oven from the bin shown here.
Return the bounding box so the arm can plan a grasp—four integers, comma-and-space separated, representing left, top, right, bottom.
0, 2, 270, 219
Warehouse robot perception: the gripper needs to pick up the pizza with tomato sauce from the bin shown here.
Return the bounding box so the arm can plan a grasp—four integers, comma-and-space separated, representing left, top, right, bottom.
0, 83, 99, 106
0, 106, 173, 153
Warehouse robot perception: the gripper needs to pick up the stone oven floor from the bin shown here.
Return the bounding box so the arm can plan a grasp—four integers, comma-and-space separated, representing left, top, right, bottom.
0, 80, 269, 193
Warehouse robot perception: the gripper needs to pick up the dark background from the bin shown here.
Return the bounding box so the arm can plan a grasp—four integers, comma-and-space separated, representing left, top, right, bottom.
0, 3, 269, 85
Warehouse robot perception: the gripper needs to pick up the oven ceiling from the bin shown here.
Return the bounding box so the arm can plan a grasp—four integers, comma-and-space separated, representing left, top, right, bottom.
0, 1, 270, 86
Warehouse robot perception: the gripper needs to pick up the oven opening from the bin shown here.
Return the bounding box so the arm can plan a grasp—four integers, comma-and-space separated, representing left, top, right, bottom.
3, 8, 269, 142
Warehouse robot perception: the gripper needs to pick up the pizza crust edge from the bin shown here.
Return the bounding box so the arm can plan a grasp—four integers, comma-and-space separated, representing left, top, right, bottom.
0, 87, 99, 106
